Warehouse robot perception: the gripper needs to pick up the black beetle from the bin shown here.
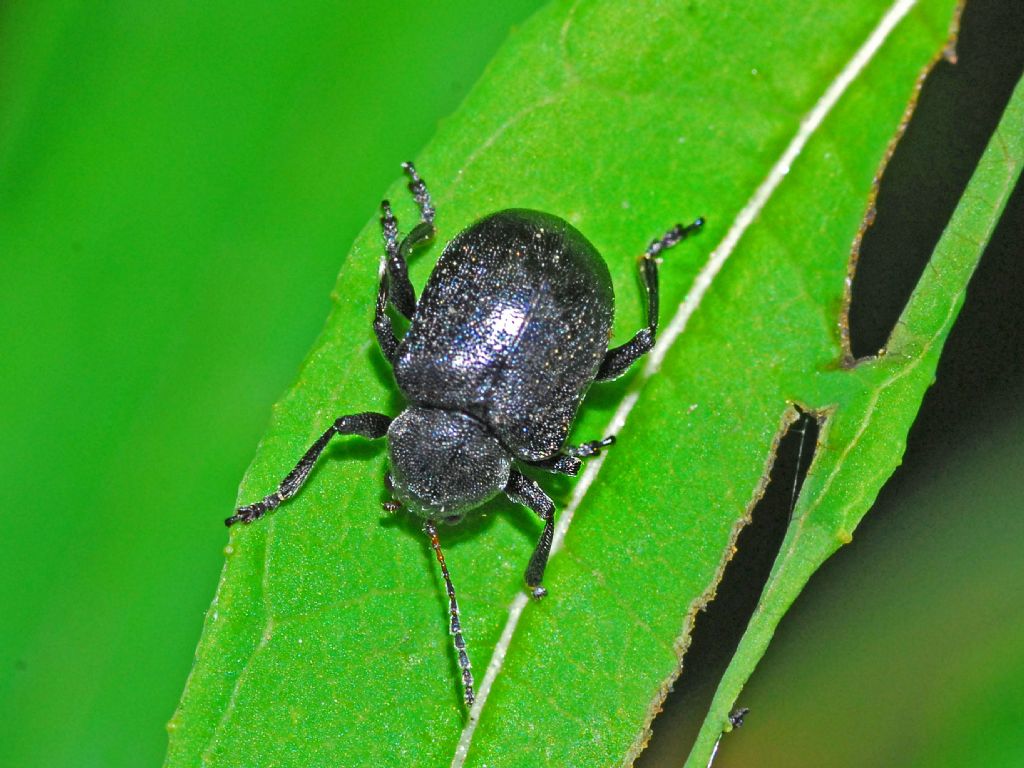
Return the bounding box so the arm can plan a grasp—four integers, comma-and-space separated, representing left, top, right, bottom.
227, 162, 703, 706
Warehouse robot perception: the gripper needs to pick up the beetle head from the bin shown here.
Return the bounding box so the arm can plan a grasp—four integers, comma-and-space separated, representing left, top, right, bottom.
387, 407, 511, 521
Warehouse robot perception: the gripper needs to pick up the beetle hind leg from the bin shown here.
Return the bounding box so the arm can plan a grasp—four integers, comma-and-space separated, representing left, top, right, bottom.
376, 163, 438, 324
401, 161, 435, 227
596, 217, 704, 381
379, 199, 417, 319
373, 164, 440, 361
396, 162, 437, 292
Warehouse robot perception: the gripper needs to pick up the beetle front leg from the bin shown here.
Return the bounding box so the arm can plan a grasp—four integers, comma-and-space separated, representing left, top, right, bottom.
226, 412, 392, 526
505, 470, 556, 599
596, 217, 704, 381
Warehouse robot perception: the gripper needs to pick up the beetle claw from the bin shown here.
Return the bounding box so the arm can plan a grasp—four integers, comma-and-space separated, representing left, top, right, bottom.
225, 503, 259, 527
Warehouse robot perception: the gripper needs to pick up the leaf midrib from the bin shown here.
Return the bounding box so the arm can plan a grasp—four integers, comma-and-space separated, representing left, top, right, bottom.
450, 1, 921, 763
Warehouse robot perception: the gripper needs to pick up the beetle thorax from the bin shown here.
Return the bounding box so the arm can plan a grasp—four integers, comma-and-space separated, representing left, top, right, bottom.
387, 407, 512, 521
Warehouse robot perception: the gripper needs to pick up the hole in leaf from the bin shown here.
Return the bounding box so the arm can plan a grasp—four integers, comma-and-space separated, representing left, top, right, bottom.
845, 1, 1024, 361
636, 407, 820, 767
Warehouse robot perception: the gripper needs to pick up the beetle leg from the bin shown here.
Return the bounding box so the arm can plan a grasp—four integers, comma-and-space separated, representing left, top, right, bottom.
225, 412, 392, 526
527, 436, 615, 477
379, 199, 417, 319
373, 275, 401, 364
402, 161, 435, 225
505, 470, 556, 599
527, 454, 582, 476
375, 163, 437, 323
375, 167, 439, 357
395, 164, 437, 302
565, 435, 616, 458
596, 217, 704, 381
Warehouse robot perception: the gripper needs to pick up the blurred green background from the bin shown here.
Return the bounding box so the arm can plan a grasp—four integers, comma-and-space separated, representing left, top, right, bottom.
0, 2, 1019, 767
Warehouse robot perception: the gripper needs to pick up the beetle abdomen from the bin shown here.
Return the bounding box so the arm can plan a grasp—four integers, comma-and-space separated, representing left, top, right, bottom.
395, 210, 614, 460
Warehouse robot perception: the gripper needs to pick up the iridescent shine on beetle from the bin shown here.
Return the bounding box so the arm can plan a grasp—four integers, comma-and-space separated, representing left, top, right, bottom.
227, 162, 704, 706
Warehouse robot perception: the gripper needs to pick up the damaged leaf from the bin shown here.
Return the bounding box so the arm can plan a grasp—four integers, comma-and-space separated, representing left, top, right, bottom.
167, 1, 1023, 767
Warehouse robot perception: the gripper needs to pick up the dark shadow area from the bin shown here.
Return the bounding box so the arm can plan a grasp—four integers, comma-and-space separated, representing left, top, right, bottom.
894, 177, 1024, 462
819, 170, 1024, 604
636, 409, 820, 767
847, 1, 1024, 359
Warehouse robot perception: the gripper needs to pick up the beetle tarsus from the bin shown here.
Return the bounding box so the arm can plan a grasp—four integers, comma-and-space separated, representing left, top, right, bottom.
225, 498, 277, 527
596, 217, 703, 381
728, 707, 750, 729
567, 435, 616, 458
648, 216, 705, 258
402, 161, 435, 224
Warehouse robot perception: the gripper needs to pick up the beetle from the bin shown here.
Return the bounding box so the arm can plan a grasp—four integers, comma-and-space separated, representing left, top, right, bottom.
226, 162, 703, 706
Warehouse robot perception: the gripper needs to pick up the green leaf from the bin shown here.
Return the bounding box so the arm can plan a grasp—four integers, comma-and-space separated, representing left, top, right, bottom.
683, 65, 1024, 768
167, 1, 1022, 766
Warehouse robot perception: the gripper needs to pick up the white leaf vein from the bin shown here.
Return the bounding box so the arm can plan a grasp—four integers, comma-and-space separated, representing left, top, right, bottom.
450, 1, 919, 764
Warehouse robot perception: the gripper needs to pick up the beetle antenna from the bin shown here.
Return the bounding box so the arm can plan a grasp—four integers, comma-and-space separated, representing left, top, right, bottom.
424, 521, 475, 707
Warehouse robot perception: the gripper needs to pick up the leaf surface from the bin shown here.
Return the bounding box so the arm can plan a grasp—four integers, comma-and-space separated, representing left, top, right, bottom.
165, 1, 1024, 766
